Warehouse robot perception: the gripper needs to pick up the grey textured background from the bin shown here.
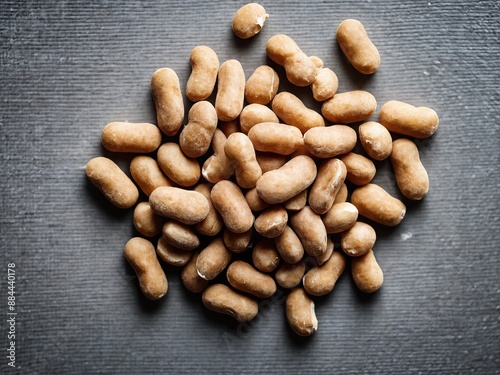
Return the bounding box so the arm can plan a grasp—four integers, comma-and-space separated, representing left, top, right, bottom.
1, 1, 499, 374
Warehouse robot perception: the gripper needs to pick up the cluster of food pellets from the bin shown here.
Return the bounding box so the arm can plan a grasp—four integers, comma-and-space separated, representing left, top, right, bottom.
85, 3, 439, 336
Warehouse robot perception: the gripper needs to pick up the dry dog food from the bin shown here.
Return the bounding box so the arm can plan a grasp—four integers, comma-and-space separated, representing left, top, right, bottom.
85, 4, 439, 337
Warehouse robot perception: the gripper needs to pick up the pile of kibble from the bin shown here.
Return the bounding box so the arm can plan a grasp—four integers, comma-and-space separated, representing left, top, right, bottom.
86, 3, 438, 336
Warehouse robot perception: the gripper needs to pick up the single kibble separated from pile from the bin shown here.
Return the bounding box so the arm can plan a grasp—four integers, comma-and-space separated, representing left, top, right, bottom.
85, 4, 439, 336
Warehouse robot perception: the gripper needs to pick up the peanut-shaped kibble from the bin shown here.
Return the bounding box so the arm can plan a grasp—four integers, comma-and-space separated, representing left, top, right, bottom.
245, 65, 279, 105
255, 152, 288, 173
240, 103, 279, 134
245, 187, 270, 212
252, 238, 280, 273
202, 129, 235, 184
211, 180, 254, 233
194, 183, 223, 237
248, 122, 304, 155
186, 46, 219, 102
156, 237, 192, 267
379, 100, 439, 139
304, 125, 357, 158
337, 19, 380, 74
232, 3, 268, 39
351, 249, 383, 293
202, 284, 258, 322
196, 238, 232, 280
149, 186, 209, 225
85, 157, 138, 209
340, 221, 376, 257
351, 183, 406, 226
283, 189, 308, 211
303, 251, 346, 296
151, 68, 184, 136
340, 152, 376, 185
130, 156, 173, 197
133, 202, 163, 237
311, 68, 339, 101
275, 262, 306, 289
223, 228, 253, 253
254, 205, 288, 238
309, 158, 347, 215
322, 202, 358, 234
224, 132, 262, 188
290, 206, 328, 257
162, 220, 200, 251
179, 101, 218, 158
215, 59, 245, 121
390, 138, 429, 200
181, 252, 208, 293
256, 155, 317, 204
322, 90, 377, 124
227, 260, 277, 298
266, 34, 317, 87
286, 288, 318, 336
124, 237, 168, 300
157, 143, 200, 187
358, 121, 393, 161
101, 122, 162, 153
272, 92, 325, 134
274, 226, 304, 264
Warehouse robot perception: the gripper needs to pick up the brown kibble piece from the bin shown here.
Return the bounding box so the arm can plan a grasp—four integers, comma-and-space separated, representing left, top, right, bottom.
202, 284, 258, 322
254, 205, 288, 238
227, 260, 277, 298
351, 249, 383, 293
86, 157, 138, 209
340, 221, 376, 257
211, 180, 254, 233
322, 90, 377, 124
124, 237, 168, 300
340, 152, 376, 186
215, 59, 245, 122
245, 65, 279, 105
196, 238, 232, 281
275, 261, 306, 289
379, 100, 439, 139
303, 251, 346, 296
156, 237, 192, 267
149, 186, 209, 225
286, 288, 318, 336
272, 92, 325, 134
390, 138, 429, 200
151, 68, 184, 136
252, 238, 280, 273
157, 143, 200, 187
232, 3, 269, 39
337, 19, 380, 74
133, 202, 163, 237
256, 155, 317, 204
309, 158, 347, 215
266, 34, 317, 87
351, 183, 406, 226
186, 46, 219, 102
101, 122, 162, 153
130, 156, 173, 197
